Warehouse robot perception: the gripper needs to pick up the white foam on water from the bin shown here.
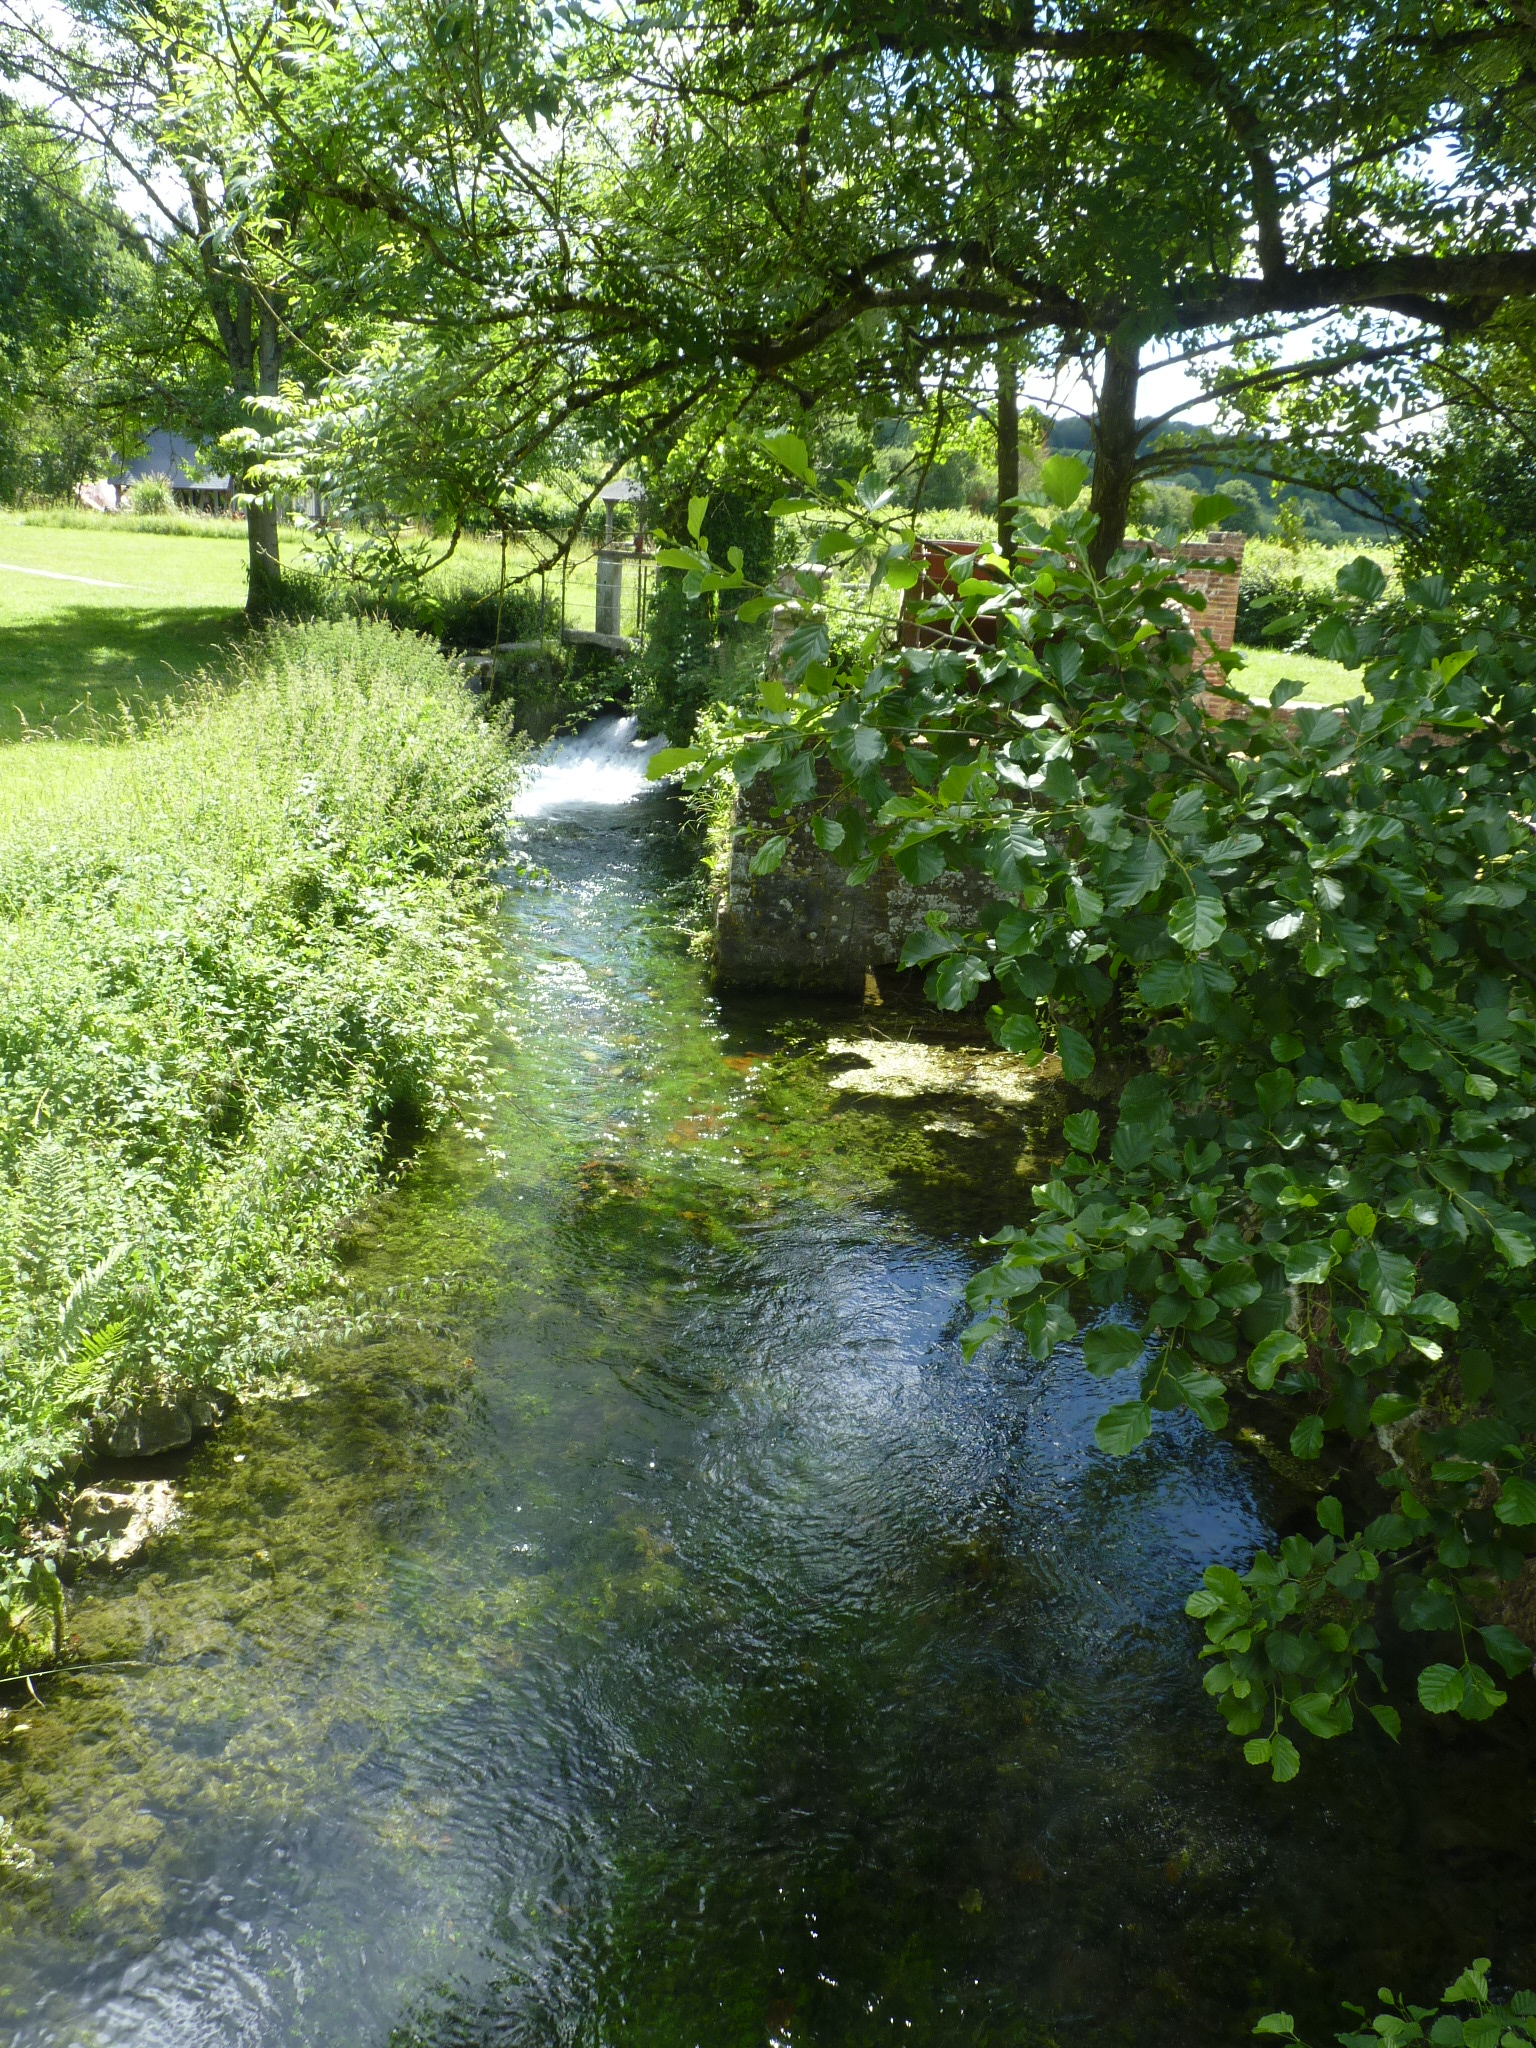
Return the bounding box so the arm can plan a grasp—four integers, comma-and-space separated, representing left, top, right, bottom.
516, 715, 665, 816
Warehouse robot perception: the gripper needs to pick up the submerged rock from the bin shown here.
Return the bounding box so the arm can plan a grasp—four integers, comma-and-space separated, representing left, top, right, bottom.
825, 1035, 1053, 1106
101, 1390, 232, 1460
69, 1481, 180, 1566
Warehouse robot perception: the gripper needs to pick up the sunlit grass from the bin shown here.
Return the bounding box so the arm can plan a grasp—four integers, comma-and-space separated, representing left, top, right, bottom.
1229, 643, 1361, 706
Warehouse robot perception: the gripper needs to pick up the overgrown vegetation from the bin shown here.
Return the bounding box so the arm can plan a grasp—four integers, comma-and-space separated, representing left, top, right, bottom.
1237, 538, 1400, 648
276, 551, 551, 649
661, 438, 1536, 1781
0, 620, 517, 1670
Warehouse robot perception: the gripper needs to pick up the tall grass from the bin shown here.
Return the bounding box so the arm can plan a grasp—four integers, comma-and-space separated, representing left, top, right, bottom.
0, 622, 519, 1632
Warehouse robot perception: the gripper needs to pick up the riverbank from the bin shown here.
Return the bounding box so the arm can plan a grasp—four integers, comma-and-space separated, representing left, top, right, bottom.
0, 724, 1528, 2045
0, 621, 520, 1657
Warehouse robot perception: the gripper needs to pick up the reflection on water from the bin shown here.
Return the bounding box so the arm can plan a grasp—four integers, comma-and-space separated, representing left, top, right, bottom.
2, 733, 1534, 2046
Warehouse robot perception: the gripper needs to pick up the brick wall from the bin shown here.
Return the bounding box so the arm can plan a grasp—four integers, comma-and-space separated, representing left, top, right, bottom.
898, 532, 1246, 681
1173, 533, 1246, 680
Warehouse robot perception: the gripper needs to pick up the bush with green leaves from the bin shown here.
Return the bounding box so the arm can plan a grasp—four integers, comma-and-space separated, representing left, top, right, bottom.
276, 555, 548, 649
653, 435, 1536, 1778
1256, 1957, 1536, 2048
0, 622, 517, 1653
124, 472, 174, 516
1237, 536, 1398, 647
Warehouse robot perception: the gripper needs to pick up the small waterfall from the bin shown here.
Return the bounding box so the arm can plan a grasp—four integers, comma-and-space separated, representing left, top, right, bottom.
516, 715, 666, 817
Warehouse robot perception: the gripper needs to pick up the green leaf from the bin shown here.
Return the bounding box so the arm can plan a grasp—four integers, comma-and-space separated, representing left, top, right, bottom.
687, 494, 709, 540
646, 745, 702, 781
1169, 892, 1226, 953
1341, 1100, 1385, 1126
1190, 492, 1238, 530
1359, 1244, 1416, 1316
811, 816, 845, 852
1095, 1398, 1153, 1455
1253, 2015, 1297, 2037
748, 834, 789, 876
1082, 1324, 1145, 1377
1369, 1393, 1418, 1427
1139, 960, 1193, 1009
1336, 554, 1388, 604
1477, 1624, 1533, 1677
931, 953, 989, 1010
1369, 1703, 1402, 1742
1493, 1227, 1535, 1268
1038, 453, 1088, 508
1290, 1415, 1325, 1459
1171, 1362, 1229, 1430
1417, 1662, 1466, 1714
763, 431, 815, 485
1495, 1475, 1536, 1525
1317, 1495, 1345, 1538
1290, 1690, 1351, 1739
1247, 1328, 1306, 1390
1313, 615, 1360, 665
1269, 1734, 1300, 1782
1283, 1240, 1334, 1285
1346, 1204, 1378, 1237
1458, 1662, 1507, 1719
1056, 1026, 1095, 1082
1342, 1311, 1384, 1355
1067, 880, 1104, 928
1062, 1109, 1100, 1154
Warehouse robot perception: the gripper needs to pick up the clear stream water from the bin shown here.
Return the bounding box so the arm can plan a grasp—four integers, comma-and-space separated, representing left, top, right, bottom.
1, 718, 1533, 2047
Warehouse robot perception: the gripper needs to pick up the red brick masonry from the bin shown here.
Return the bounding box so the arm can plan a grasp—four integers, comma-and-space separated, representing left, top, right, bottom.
900, 534, 1247, 683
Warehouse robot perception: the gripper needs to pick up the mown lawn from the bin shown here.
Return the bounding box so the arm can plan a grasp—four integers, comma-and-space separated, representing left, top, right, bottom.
0, 514, 254, 735
1229, 643, 1360, 706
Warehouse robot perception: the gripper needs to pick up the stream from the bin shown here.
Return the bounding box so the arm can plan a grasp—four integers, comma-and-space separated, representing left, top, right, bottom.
1, 716, 1533, 2046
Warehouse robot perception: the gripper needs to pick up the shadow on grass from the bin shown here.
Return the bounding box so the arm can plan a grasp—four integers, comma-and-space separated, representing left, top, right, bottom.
0, 603, 247, 737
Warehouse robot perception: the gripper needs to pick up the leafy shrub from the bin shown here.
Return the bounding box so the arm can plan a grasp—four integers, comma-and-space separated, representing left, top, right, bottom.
276, 556, 549, 647
1407, 415, 1536, 581
0, 622, 518, 1623
125, 473, 174, 516
1257, 1957, 1536, 2048
634, 491, 774, 740
660, 437, 1536, 1779
1237, 537, 1398, 645
1129, 479, 1196, 531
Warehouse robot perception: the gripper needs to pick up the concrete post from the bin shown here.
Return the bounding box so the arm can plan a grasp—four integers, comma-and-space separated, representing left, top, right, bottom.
595, 550, 624, 639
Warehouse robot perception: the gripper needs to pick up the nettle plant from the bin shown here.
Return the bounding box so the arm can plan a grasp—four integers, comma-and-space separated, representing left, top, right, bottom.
652, 436, 1536, 1779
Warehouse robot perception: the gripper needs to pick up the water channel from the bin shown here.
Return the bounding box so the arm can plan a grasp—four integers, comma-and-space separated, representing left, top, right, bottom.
1, 719, 1533, 2046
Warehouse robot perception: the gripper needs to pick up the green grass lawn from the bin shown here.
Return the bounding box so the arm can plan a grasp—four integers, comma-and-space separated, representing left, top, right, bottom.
1229, 643, 1360, 706
0, 514, 255, 736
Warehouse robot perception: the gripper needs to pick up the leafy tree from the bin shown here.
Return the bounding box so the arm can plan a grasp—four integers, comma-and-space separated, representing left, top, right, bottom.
0, 103, 134, 500
0, 0, 329, 609
245, 0, 1536, 577
654, 437, 1536, 1775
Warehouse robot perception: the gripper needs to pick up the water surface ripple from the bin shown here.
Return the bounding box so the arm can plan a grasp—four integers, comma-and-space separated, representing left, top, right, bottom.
3, 717, 1533, 2047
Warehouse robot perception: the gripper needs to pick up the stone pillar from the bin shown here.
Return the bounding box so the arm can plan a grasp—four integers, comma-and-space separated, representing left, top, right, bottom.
595, 550, 624, 639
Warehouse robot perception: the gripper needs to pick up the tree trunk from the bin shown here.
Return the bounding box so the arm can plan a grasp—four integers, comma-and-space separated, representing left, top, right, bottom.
996, 347, 1019, 553
245, 300, 282, 619
1087, 337, 1142, 574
